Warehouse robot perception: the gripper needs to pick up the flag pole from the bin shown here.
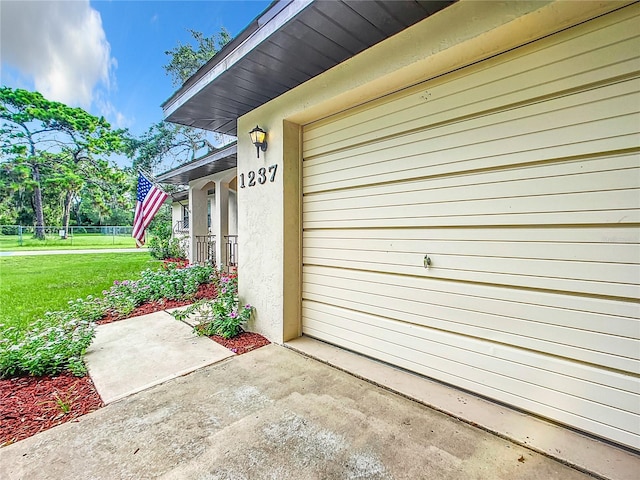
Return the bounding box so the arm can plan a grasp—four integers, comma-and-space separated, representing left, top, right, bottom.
139, 169, 190, 212
133, 170, 169, 247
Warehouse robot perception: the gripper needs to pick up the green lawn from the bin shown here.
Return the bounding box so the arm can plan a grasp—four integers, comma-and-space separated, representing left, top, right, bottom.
0, 253, 160, 332
0, 234, 138, 251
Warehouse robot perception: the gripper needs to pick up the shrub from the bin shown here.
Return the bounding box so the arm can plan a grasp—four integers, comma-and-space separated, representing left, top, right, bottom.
101, 263, 213, 316
147, 221, 186, 260
0, 314, 96, 378
172, 269, 252, 339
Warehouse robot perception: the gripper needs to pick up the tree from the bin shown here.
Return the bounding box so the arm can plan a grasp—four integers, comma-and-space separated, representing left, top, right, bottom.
150, 28, 234, 176
0, 160, 33, 225
163, 28, 232, 87
0, 87, 127, 238
127, 121, 219, 175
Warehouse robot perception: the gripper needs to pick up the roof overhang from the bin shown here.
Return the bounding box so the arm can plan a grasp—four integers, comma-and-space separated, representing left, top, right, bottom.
156, 142, 237, 185
169, 190, 189, 203
162, 0, 455, 136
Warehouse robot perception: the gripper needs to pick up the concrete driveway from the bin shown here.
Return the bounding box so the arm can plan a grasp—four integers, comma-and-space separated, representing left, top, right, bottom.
0, 345, 595, 480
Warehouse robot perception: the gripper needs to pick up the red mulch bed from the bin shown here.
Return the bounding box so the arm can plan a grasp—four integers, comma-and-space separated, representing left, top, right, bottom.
1, 282, 270, 447
0, 374, 103, 447
203, 331, 271, 355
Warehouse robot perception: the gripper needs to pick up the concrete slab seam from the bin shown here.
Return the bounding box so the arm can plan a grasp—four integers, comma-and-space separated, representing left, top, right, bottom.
102, 356, 236, 405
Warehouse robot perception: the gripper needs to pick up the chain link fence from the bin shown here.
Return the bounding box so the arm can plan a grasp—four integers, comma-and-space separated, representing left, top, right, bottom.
0, 225, 135, 249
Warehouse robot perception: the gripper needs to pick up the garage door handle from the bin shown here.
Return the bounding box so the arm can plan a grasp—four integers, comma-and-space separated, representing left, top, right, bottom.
424, 254, 432, 269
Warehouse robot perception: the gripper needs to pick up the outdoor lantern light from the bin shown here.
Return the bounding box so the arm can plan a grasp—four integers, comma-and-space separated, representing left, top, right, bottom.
249, 125, 267, 158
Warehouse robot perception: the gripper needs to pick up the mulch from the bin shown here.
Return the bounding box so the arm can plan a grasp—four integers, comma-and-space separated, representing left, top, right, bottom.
1, 281, 270, 447
0, 374, 102, 447
204, 331, 271, 355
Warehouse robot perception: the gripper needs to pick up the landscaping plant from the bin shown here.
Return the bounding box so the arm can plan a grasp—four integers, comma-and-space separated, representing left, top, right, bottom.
172, 269, 253, 339
99, 263, 213, 318
0, 314, 96, 378
147, 221, 186, 260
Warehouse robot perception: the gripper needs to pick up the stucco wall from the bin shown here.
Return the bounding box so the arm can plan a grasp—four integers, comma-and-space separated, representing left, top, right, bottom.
171, 203, 182, 231
236, 0, 626, 343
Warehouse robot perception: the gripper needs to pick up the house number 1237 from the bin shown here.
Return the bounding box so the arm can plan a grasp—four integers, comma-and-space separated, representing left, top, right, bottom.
239, 164, 278, 188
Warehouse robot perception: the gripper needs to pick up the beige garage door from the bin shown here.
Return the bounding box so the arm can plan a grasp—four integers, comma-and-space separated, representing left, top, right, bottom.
301, 5, 640, 449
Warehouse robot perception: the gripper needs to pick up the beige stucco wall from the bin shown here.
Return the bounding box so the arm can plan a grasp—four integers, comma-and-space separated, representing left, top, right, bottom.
236, 0, 627, 343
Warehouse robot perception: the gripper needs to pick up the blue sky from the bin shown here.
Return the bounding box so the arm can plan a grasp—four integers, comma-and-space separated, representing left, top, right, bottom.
1, 0, 271, 138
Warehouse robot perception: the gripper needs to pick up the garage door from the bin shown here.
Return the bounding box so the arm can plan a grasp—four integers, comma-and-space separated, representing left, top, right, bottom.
301, 5, 640, 450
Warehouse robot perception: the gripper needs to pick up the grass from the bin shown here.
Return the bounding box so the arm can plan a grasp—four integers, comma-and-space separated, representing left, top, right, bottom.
0, 253, 159, 332
0, 234, 138, 251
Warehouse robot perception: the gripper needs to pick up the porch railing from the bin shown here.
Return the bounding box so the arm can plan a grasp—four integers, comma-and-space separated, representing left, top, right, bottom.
225, 235, 238, 268
190, 234, 239, 269
173, 220, 189, 235
195, 234, 216, 265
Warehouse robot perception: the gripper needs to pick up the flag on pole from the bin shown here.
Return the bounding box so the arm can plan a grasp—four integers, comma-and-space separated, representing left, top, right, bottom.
132, 172, 168, 247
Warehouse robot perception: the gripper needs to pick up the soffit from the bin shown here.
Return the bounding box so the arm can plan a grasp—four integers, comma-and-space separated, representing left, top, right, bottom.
156, 143, 237, 185
163, 0, 454, 136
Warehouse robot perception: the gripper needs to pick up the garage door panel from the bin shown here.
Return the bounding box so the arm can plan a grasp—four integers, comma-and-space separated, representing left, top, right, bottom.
304, 156, 640, 212
304, 264, 640, 329
302, 275, 638, 370
304, 171, 640, 220
304, 154, 640, 211
304, 190, 639, 222
303, 94, 638, 180
303, 303, 639, 407
304, 11, 640, 157
303, 209, 640, 229
303, 235, 638, 264
302, 303, 639, 448
304, 191, 639, 229
304, 101, 639, 193
304, 78, 639, 174
304, 226, 640, 245
303, 250, 638, 299
303, 301, 638, 396
301, 5, 640, 448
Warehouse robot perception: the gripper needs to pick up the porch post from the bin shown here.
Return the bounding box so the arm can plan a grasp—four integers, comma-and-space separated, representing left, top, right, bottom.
214, 179, 229, 269
189, 183, 209, 264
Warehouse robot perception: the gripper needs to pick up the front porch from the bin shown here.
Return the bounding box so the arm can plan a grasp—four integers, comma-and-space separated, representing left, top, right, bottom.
192, 233, 238, 268
158, 143, 239, 269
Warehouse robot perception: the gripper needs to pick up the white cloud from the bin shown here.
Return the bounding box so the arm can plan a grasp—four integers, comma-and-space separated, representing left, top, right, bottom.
0, 0, 115, 109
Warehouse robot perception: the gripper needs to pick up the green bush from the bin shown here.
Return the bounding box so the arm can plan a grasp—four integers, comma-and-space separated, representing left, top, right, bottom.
147, 221, 185, 260
0, 314, 96, 378
101, 264, 213, 315
173, 270, 252, 339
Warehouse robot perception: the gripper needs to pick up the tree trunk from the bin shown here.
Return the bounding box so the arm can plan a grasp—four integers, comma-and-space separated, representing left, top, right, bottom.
61, 190, 74, 239
32, 164, 46, 240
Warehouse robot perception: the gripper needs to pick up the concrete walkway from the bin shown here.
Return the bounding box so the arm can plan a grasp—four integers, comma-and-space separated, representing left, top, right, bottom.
0, 342, 609, 480
0, 248, 147, 256
84, 311, 233, 404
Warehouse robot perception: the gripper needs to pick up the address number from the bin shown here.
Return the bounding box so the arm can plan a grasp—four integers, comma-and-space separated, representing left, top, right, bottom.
240, 164, 278, 188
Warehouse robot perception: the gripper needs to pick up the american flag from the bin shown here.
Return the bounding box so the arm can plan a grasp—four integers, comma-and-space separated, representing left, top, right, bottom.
132, 173, 168, 247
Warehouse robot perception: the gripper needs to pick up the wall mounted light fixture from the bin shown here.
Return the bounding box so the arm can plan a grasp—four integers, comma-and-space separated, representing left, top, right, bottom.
249, 125, 267, 158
